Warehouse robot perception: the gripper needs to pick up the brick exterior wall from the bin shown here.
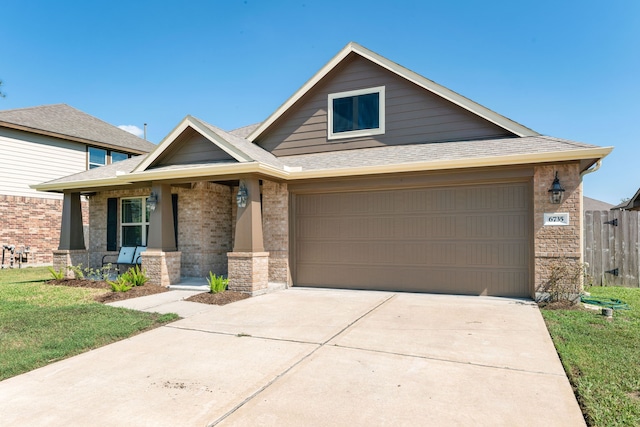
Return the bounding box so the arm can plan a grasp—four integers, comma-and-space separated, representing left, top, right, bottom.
262, 180, 290, 285
533, 163, 582, 295
88, 182, 234, 280
0, 195, 88, 266
175, 182, 232, 277
227, 252, 269, 294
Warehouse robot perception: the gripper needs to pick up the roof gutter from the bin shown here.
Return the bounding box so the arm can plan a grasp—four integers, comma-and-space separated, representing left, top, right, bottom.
31, 146, 613, 193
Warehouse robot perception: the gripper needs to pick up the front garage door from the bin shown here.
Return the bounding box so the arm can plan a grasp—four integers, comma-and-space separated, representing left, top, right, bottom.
294, 182, 530, 297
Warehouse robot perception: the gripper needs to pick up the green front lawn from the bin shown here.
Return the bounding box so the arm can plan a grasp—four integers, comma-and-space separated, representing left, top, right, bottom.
0, 267, 178, 381
542, 286, 640, 427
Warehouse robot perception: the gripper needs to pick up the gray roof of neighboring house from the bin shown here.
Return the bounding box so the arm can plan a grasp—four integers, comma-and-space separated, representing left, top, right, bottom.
0, 104, 156, 153
611, 188, 640, 210
281, 136, 600, 171
584, 196, 614, 211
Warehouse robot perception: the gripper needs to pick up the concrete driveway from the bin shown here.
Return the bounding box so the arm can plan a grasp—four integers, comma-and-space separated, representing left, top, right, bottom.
0, 288, 584, 426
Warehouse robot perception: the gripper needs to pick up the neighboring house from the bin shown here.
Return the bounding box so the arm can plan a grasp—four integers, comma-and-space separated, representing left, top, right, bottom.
584, 196, 614, 211
34, 42, 612, 299
611, 188, 640, 211
0, 104, 155, 264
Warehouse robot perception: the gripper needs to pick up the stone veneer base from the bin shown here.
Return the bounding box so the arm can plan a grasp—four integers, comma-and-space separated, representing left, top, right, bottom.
52, 250, 89, 279
227, 252, 270, 295
141, 251, 181, 287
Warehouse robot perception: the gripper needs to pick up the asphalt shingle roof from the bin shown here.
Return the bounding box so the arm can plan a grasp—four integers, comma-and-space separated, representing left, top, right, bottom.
0, 104, 156, 153
281, 136, 600, 171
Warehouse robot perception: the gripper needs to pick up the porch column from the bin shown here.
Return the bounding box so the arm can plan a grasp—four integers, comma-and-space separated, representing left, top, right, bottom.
228, 177, 269, 295
54, 191, 87, 278
143, 183, 181, 287
59, 191, 85, 250
148, 183, 176, 251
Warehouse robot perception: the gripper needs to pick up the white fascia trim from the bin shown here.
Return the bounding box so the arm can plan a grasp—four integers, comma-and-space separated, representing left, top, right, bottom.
328, 86, 385, 140
248, 42, 538, 141
247, 43, 355, 141
30, 178, 130, 192
125, 161, 290, 183
188, 116, 254, 162
134, 116, 253, 173
349, 44, 538, 137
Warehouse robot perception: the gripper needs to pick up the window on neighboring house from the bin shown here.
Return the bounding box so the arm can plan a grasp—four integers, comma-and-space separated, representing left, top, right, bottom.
121, 197, 150, 246
88, 148, 131, 169
111, 151, 129, 163
328, 86, 385, 140
88, 147, 107, 169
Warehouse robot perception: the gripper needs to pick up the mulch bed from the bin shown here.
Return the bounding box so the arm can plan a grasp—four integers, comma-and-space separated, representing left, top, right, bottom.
47, 279, 248, 305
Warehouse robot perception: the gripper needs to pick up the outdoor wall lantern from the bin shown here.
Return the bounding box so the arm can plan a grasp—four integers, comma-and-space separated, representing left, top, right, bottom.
236, 181, 248, 208
147, 192, 158, 212
548, 172, 565, 204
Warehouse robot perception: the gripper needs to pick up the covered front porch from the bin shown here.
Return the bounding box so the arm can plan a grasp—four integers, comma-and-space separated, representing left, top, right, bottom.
53, 176, 290, 295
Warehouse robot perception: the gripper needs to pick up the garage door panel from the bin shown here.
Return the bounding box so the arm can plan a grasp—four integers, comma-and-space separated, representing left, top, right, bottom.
295, 182, 530, 297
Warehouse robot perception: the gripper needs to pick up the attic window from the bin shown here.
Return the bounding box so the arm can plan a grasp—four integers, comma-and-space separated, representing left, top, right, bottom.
328, 86, 385, 140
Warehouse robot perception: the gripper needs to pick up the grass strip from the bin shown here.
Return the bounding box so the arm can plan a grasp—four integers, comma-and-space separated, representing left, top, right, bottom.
542, 286, 640, 427
0, 267, 178, 380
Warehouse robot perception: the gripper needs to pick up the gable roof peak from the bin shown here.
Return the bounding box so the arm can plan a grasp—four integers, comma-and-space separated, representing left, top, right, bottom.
247, 42, 538, 142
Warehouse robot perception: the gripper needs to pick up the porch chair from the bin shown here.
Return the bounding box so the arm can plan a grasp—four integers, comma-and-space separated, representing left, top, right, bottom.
102, 246, 137, 272
133, 246, 146, 266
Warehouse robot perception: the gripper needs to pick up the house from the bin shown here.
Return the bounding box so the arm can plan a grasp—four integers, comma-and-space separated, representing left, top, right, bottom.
0, 104, 155, 265
611, 188, 640, 211
584, 196, 614, 211
33, 43, 612, 299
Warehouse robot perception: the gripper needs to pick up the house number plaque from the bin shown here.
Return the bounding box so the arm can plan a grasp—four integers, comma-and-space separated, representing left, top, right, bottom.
544, 213, 570, 226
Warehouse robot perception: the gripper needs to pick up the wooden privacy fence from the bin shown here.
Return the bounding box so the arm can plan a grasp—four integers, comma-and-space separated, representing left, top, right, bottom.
584, 210, 640, 287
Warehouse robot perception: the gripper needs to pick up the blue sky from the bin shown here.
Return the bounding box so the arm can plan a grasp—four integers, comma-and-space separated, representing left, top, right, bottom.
2, 0, 638, 204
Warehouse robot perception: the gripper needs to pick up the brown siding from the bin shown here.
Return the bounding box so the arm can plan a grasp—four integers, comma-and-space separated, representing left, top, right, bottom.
154, 127, 234, 166
256, 53, 514, 156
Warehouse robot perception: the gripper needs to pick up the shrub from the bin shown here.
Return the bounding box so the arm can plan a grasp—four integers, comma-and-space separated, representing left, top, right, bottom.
127, 265, 148, 287
540, 257, 588, 303
207, 272, 228, 294
47, 266, 65, 280
107, 266, 148, 292
108, 275, 134, 292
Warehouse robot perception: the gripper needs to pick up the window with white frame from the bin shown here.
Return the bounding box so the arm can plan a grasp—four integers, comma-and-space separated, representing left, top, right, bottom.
88, 147, 130, 169
328, 86, 385, 139
121, 197, 150, 246
88, 147, 107, 169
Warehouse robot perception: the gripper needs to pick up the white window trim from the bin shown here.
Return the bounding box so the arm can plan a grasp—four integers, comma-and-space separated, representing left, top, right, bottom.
328, 86, 385, 140
120, 197, 149, 246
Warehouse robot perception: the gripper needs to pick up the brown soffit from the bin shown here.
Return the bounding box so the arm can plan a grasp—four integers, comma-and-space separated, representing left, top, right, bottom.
0, 121, 150, 155
31, 146, 612, 193
247, 42, 539, 142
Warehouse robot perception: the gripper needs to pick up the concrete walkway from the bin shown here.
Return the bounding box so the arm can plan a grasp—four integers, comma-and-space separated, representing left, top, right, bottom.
0, 288, 585, 426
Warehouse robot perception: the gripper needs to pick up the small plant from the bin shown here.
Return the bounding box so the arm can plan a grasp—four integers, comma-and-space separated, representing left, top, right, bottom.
47, 266, 65, 280
207, 272, 228, 294
66, 263, 85, 279
127, 265, 149, 287
106, 266, 148, 292
108, 275, 133, 292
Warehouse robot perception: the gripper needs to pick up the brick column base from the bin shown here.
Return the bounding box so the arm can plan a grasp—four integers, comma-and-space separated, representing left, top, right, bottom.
52, 250, 89, 278
227, 252, 269, 295
141, 251, 181, 287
